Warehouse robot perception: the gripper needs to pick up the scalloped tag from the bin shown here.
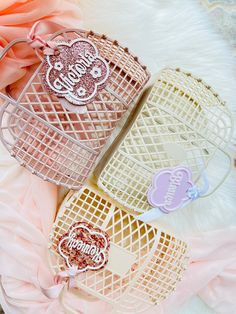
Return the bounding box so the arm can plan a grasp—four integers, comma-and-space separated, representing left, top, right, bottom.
58, 222, 110, 272
147, 167, 194, 213
42, 38, 110, 110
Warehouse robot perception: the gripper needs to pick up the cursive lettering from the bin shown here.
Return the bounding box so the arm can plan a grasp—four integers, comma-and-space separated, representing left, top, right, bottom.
52, 50, 97, 93
164, 171, 183, 205
67, 233, 102, 264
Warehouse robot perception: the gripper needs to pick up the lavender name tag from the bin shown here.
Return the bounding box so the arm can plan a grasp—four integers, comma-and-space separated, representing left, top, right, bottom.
147, 167, 194, 213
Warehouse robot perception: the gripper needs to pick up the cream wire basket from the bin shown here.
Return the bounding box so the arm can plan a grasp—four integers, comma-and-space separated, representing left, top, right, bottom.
0, 29, 150, 189
97, 68, 234, 213
48, 182, 188, 313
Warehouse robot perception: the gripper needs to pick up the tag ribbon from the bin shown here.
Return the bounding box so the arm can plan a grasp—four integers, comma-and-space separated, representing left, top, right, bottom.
27, 21, 58, 55
36, 265, 81, 299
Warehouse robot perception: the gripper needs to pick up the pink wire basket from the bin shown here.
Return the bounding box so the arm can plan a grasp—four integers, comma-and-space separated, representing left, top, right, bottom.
0, 29, 150, 189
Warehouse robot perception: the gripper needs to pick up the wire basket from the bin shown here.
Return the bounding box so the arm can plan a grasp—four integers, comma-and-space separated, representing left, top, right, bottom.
0, 29, 150, 189
48, 182, 189, 313
97, 68, 233, 213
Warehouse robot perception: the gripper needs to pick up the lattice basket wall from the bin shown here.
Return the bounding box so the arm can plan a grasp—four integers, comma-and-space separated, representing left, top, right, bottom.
48, 182, 189, 313
0, 29, 150, 189
97, 68, 234, 213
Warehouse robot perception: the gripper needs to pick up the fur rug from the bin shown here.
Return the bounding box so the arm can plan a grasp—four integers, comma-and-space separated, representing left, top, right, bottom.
78, 0, 236, 313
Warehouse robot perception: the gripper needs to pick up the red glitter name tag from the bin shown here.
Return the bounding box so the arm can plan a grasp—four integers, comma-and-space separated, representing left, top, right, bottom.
58, 222, 110, 272
43, 38, 110, 110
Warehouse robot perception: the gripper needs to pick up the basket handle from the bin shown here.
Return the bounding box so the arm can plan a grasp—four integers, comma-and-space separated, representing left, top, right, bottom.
0, 38, 44, 103
0, 20, 54, 61
199, 150, 233, 198
0, 39, 26, 103
0, 38, 28, 60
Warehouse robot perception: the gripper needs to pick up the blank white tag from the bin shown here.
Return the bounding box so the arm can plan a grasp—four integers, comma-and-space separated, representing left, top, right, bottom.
106, 243, 137, 277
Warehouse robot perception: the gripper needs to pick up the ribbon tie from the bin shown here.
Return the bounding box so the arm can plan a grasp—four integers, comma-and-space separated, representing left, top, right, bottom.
37, 265, 81, 299
27, 21, 58, 55
187, 171, 209, 200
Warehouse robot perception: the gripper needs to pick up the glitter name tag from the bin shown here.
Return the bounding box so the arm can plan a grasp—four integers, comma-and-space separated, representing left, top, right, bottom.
43, 38, 110, 110
58, 222, 110, 272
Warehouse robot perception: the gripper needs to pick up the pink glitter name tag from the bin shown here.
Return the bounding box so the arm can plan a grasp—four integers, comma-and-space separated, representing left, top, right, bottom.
43, 38, 109, 109
58, 222, 110, 272
147, 167, 194, 213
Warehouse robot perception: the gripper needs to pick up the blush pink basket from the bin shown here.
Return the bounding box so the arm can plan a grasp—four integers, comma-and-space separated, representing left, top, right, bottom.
48, 182, 189, 313
0, 29, 150, 189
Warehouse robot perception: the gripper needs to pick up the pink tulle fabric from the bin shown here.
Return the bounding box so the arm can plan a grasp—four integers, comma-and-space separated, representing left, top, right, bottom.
0, 1, 236, 313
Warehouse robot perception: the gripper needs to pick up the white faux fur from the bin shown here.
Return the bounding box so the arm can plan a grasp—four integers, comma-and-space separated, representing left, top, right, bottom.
78, 1, 236, 313
79, 0, 236, 107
